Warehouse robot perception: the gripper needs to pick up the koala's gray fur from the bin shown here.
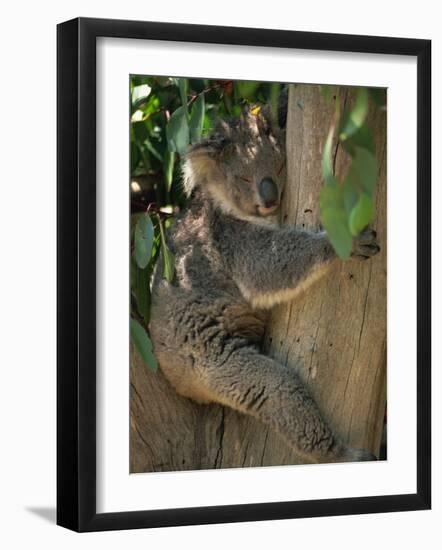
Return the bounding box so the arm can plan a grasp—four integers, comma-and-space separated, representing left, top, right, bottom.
150, 106, 380, 463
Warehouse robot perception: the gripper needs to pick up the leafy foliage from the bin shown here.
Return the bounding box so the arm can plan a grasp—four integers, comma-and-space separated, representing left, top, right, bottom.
130, 76, 283, 371
320, 87, 386, 258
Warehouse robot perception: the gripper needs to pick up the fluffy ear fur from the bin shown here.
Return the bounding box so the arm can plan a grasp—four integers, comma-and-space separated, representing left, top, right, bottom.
182, 135, 230, 196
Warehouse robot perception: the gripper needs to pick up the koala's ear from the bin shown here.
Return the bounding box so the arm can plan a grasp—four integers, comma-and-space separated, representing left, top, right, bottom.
187, 134, 231, 158
182, 135, 231, 196
255, 105, 274, 135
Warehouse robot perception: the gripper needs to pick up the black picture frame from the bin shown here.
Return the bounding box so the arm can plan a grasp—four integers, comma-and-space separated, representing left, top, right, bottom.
57, 17, 431, 532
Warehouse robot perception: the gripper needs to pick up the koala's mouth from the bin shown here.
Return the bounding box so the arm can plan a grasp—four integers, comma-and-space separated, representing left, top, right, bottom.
257, 203, 280, 216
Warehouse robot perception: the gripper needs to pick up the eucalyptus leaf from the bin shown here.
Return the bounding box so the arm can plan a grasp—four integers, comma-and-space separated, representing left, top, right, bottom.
189, 94, 205, 144
130, 319, 158, 372
322, 127, 337, 186
166, 106, 190, 156
178, 78, 188, 112
164, 150, 176, 192
142, 136, 163, 163
343, 178, 359, 215
349, 193, 374, 236
369, 88, 386, 108
321, 208, 353, 259
162, 242, 175, 283
346, 146, 378, 195
132, 84, 151, 104
135, 264, 151, 323
236, 80, 260, 100
320, 184, 353, 259
341, 123, 375, 156
320, 182, 348, 216
131, 141, 140, 173
134, 215, 154, 269
158, 216, 175, 282
340, 88, 369, 140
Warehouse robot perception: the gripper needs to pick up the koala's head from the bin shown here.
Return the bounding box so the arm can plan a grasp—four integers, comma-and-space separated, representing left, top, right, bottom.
183, 105, 286, 225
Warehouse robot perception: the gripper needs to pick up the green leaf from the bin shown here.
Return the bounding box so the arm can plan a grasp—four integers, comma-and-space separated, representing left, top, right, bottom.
132, 84, 151, 104
178, 78, 188, 111
130, 319, 158, 372
158, 216, 175, 282
142, 136, 163, 163
341, 123, 375, 156
132, 120, 149, 143
163, 150, 176, 192
131, 141, 140, 173
321, 209, 353, 259
320, 184, 353, 259
349, 193, 374, 236
236, 80, 260, 101
369, 88, 386, 107
343, 177, 359, 215
189, 94, 205, 144
134, 215, 154, 269
321, 127, 337, 186
339, 88, 369, 140
162, 242, 175, 283
346, 146, 378, 195
166, 106, 190, 156
135, 265, 151, 323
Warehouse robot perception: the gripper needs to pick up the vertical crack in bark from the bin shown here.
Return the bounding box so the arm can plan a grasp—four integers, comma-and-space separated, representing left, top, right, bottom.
357, 265, 373, 353
332, 89, 349, 175
214, 407, 225, 468
292, 98, 305, 228
307, 299, 324, 383
130, 381, 145, 411
260, 430, 269, 466
342, 347, 357, 401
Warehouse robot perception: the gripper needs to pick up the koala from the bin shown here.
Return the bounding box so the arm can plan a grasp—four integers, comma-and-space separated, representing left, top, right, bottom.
149, 106, 380, 464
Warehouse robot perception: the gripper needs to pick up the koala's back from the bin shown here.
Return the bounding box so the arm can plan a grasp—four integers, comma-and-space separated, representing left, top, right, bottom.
149, 196, 267, 401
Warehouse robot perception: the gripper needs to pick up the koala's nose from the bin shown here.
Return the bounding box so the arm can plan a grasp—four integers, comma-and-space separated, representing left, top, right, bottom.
258, 177, 279, 207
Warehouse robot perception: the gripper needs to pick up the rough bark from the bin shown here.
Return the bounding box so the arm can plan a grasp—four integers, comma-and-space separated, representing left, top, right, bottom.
264, 84, 387, 457
130, 84, 386, 473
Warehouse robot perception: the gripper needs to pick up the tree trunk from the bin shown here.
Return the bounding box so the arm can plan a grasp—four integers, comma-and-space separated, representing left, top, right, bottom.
264, 84, 387, 457
130, 84, 387, 473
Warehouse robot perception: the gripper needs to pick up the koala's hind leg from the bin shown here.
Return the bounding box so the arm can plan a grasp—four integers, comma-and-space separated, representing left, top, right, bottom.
198, 346, 376, 464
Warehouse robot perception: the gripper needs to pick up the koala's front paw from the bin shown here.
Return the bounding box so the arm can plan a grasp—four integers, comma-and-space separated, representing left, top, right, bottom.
352, 228, 380, 260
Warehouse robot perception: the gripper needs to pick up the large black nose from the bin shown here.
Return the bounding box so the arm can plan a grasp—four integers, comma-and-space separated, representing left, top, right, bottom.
258, 177, 279, 207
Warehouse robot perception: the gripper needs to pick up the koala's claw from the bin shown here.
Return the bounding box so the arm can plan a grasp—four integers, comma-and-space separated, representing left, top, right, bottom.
352, 228, 380, 260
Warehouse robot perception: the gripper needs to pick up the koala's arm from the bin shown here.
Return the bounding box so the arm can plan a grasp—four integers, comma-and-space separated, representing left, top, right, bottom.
227, 224, 379, 308
228, 223, 336, 308
195, 346, 374, 463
